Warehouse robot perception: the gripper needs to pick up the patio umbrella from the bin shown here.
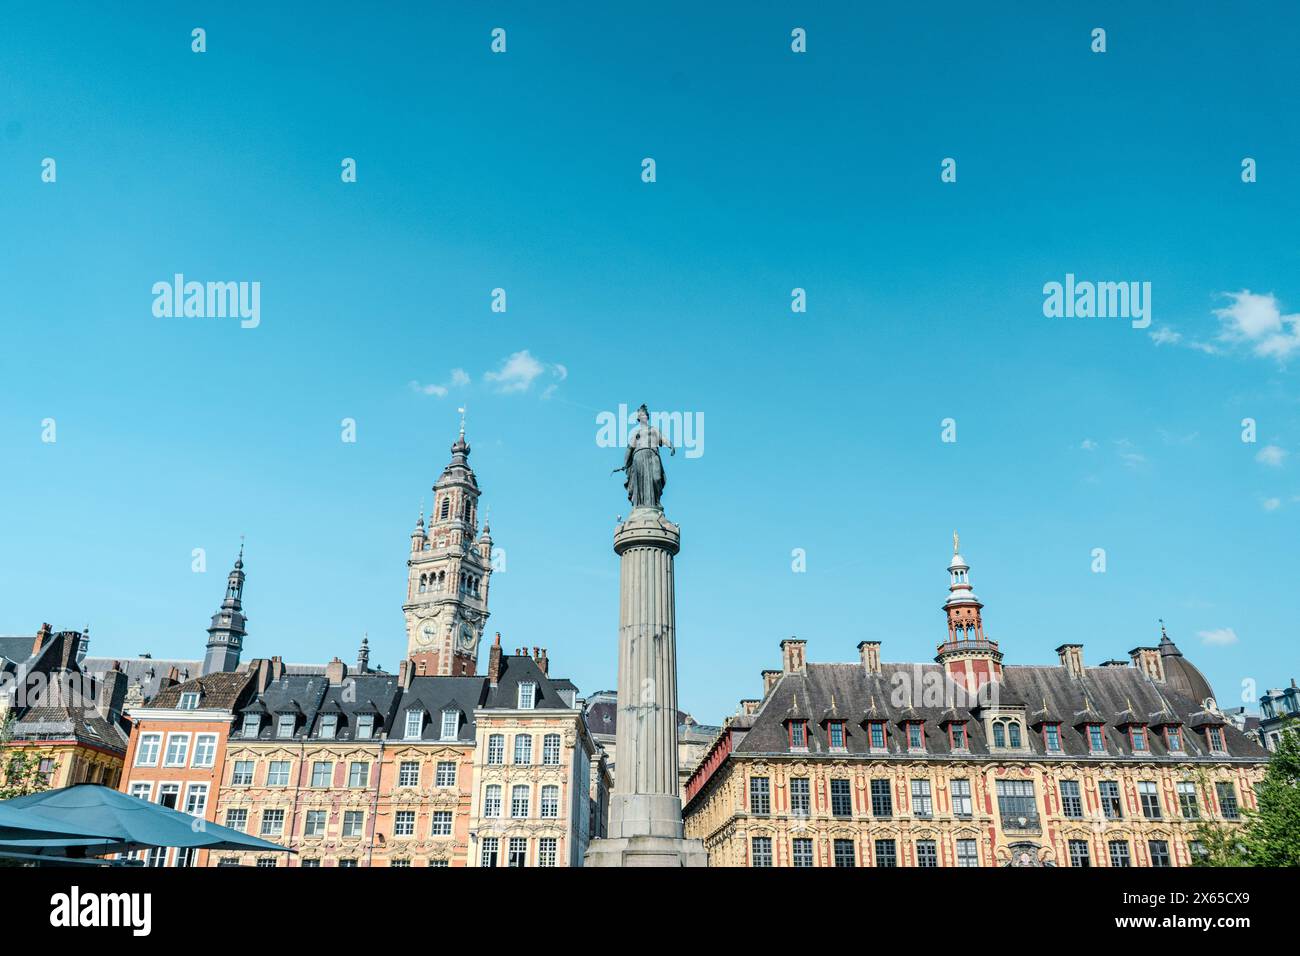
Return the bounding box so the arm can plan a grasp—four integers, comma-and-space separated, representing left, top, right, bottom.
0, 784, 292, 857
0, 800, 118, 843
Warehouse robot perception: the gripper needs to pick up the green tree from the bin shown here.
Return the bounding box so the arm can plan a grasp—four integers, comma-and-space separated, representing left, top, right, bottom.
0, 714, 51, 800
1239, 720, 1300, 867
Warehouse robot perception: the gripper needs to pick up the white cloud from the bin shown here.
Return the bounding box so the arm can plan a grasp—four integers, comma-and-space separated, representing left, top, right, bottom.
1197, 627, 1239, 646
409, 367, 470, 398
1149, 327, 1182, 346
484, 350, 566, 396
1262, 497, 1282, 511
1214, 290, 1300, 360
1080, 439, 1097, 451
1115, 439, 1146, 468
1256, 444, 1287, 467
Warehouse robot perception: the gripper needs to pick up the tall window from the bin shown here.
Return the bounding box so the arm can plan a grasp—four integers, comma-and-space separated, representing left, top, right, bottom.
1087, 724, 1106, 753
870, 778, 892, 817
183, 784, 208, 817
751, 837, 773, 867
192, 734, 217, 768
1108, 840, 1131, 867
481, 837, 499, 867
792, 838, 814, 867
1165, 726, 1184, 752
431, 811, 452, 836
541, 785, 560, 818
874, 839, 897, 868
1216, 782, 1240, 820
311, 761, 332, 788
916, 840, 938, 867
394, 811, 415, 836
789, 720, 807, 749
518, 682, 536, 710
398, 760, 419, 787
514, 735, 533, 765
828, 721, 845, 749
1177, 781, 1200, 819
240, 714, 260, 738
956, 839, 979, 867
231, 760, 254, 786
1099, 780, 1123, 819
404, 709, 424, 739
484, 784, 502, 817
1060, 780, 1083, 818
911, 779, 932, 818
542, 733, 561, 765
1068, 839, 1091, 867
833, 839, 856, 868
1008, 722, 1022, 747
1130, 726, 1149, 752
266, 760, 291, 787
907, 723, 924, 751
435, 760, 456, 787
304, 810, 327, 836
996, 779, 1038, 831
749, 777, 770, 815
1148, 840, 1171, 867
1138, 781, 1161, 819
790, 777, 810, 816
830, 778, 852, 817
538, 837, 558, 867
319, 714, 337, 739
348, 762, 369, 788
136, 733, 161, 766
511, 784, 530, 818
356, 714, 374, 740
868, 722, 886, 750
1044, 724, 1062, 753
276, 714, 295, 739
950, 722, 968, 750
163, 734, 190, 767
342, 811, 364, 837
487, 734, 505, 764
951, 778, 972, 817
1207, 726, 1226, 753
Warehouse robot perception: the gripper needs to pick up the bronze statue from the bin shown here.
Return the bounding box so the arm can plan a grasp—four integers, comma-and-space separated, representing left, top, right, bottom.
612, 404, 674, 510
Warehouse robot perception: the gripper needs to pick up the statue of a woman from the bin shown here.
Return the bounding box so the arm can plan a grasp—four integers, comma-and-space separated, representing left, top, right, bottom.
616, 404, 674, 510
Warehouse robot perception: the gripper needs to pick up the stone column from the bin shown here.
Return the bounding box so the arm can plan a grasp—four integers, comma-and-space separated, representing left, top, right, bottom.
585, 506, 707, 866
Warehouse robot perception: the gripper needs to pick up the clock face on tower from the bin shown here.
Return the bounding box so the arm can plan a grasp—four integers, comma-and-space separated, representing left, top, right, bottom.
456, 623, 477, 653
418, 622, 437, 646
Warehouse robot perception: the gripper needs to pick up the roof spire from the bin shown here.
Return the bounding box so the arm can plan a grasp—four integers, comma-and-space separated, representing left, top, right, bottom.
953, 530, 959, 555
457, 405, 467, 440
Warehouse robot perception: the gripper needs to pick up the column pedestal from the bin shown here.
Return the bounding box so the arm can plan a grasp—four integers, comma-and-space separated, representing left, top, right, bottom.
584, 506, 707, 867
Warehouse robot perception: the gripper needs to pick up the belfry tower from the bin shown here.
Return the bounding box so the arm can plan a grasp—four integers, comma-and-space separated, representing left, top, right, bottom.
402, 423, 494, 676
202, 543, 248, 675
935, 532, 1003, 694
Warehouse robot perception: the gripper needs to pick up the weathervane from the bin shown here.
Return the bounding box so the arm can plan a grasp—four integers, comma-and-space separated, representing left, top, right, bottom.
457, 406, 467, 439
953, 530, 959, 555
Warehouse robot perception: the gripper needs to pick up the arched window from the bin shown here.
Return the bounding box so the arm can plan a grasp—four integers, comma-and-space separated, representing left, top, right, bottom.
993, 721, 1006, 747
1008, 721, 1022, 747
542, 733, 561, 765
484, 784, 502, 817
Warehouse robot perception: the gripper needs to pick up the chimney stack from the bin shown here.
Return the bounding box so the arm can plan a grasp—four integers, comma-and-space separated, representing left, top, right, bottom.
96, 666, 128, 722
858, 640, 882, 675
487, 633, 503, 686
1056, 643, 1085, 678
325, 657, 348, 686
1129, 646, 1164, 682
31, 622, 52, 657
761, 669, 782, 698
270, 656, 284, 682
780, 637, 807, 675
740, 699, 760, 715
536, 647, 549, 676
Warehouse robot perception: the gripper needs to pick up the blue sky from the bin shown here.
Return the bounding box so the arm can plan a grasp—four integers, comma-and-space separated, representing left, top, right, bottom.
1, 3, 1297, 722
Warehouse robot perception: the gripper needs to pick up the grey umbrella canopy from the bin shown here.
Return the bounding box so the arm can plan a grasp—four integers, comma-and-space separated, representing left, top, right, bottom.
0, 784, 292, 857
0, 800, 118, 843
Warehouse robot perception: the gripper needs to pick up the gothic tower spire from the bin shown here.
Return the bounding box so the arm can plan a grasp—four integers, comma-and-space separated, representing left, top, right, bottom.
402, 426, 495, 676
202, 541, 248, 675
934, 532, 1003, 693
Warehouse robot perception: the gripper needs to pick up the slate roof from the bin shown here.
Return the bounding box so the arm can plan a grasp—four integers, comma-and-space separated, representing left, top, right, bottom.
82, 656, 327, 705
737, 659, 1268, 763
0, 635, 37, 667
144, 671, 256, 711
3, 631, 130, 752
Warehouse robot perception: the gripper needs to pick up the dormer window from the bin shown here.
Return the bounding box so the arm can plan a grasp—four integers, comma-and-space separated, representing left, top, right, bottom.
319, 714, 338, 740
1130, 726, 1149, 752
405, 709, 425, 740
788, 720, 808, 750
1087, 724, 1106, 754
518, 682, 536, 710
906, 722, 925, 752
867, 721, 887, 751
179, 692, 200, 710
1043, 723, 1063, 753
241, 714, 260, 738
356, 714, 375, 740
948, 722, 968, 751
1206, 726, 1226, 754
991, 718, 1023, 749
439, 709, 459, 741
276, 713, 296, 739
1164, 726, 1184, 753
827, 720, 846, 750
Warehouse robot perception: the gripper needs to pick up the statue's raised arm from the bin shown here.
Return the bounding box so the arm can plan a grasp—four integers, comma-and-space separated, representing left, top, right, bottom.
618, 403, 669, 510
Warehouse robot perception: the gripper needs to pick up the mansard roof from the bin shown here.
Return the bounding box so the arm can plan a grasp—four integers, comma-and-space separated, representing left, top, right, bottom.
736, 661, 1267, 762
482, 655, 578, 711
146, 670, 255, 711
